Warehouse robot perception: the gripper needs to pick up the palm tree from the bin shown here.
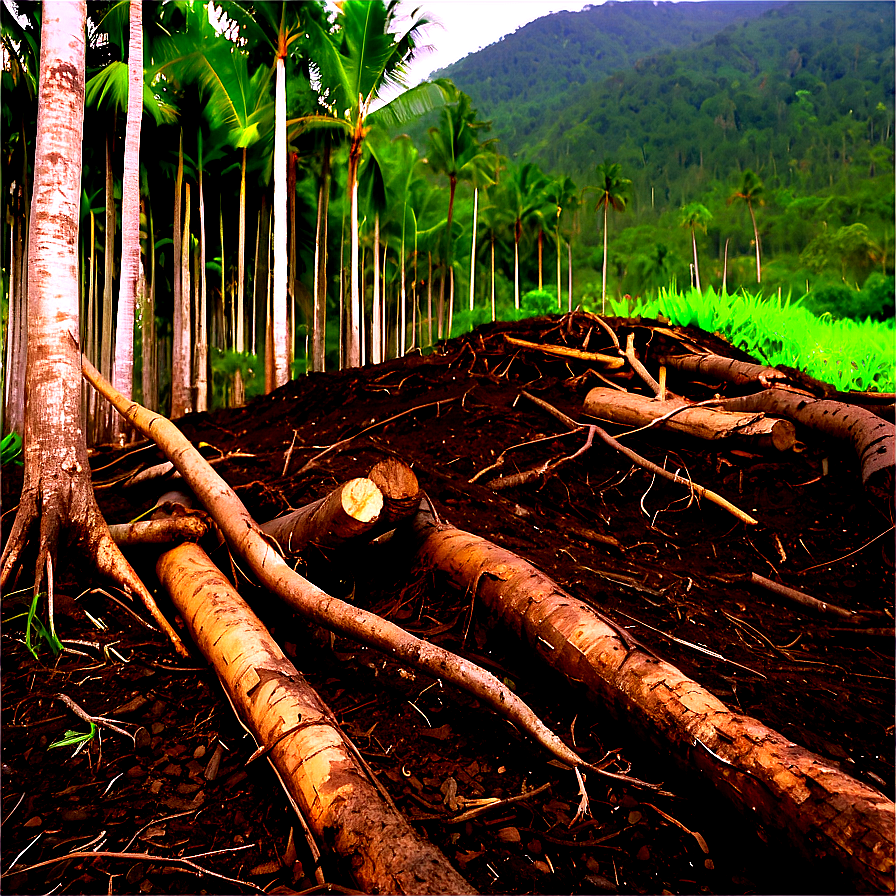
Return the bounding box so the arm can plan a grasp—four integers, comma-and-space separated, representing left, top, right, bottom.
729, 169, 764, 283
545, 175, 578, 310
679, 202, 712, 293
505, 162, 550, 309
307, 0, 447, 368
593, 160, 631, 313
110, 0, 142, 443
425, 88, 496, 334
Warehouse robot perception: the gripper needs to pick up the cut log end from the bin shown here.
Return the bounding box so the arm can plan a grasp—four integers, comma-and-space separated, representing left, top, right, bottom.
369, 458, 421, 525
343, 477, 384, 524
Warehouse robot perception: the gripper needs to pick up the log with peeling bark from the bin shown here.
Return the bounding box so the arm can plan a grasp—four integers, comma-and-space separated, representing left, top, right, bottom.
260, 478, 383, 555
718, 389, 895, 501
504, 335, 625, 367
81, 356, 610, 778
108, 514, 213, 546
410, 507, 895, 894
156, 542, 475, 895
583, 386, 796, 450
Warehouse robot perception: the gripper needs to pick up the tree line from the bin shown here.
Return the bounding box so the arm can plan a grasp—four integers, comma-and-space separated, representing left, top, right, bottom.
2, 0, 893, 448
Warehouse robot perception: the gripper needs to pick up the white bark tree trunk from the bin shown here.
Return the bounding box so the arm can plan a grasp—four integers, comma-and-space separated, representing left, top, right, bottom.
111, 0, 142, 442
272, 56, 289, 385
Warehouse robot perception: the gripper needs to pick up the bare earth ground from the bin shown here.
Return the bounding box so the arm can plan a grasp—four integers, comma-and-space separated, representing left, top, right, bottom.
2, 315, 894, 896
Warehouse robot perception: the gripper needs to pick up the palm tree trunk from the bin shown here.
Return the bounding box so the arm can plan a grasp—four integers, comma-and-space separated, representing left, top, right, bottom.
272, 55, 289, 384
312, 141, 330, 373
111, 0, 142, 442
691, 228, 702, 293
171, 137, 190, 419
99, 130, 115, 440
347, 130, 362, 368
237, 147, 246, 355
469, 187, 478, 312
601, 201, 609, 314
748, 200, 761, 283
372, 213, 382, 365
400, 229, 407, 357
194, 163, 208, 413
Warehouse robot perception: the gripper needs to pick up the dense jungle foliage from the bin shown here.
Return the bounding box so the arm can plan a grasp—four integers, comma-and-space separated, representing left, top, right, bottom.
426, 1, 895, 317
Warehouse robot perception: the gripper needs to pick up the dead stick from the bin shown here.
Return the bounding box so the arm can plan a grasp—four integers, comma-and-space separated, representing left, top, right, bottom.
521, 391, 758, 526
624, 333, 662, 396
747, 572, 881, 623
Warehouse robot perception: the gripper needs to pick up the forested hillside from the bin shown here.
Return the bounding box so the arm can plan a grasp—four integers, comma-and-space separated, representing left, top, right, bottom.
422, 0, 894, 311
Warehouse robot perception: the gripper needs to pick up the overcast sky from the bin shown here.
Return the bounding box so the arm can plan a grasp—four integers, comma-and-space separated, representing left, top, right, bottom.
398, 0, 603, 86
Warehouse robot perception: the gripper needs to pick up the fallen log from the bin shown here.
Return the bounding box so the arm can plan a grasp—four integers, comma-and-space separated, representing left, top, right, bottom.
503, 335, 625, 368
410, 507, 895, 894
81, 356, 631, 782
156, 542, 474, 895
108, 514, 213, 547
260, 478, 383, 555
718, 389, 895, 501
583, 386, 796, 451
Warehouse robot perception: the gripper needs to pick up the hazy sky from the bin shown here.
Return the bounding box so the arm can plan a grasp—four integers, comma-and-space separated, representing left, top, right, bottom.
400, 0, 602, 86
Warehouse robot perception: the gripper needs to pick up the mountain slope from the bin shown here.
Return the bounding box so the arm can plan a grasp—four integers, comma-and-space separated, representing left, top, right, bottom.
430, 1, 784, 145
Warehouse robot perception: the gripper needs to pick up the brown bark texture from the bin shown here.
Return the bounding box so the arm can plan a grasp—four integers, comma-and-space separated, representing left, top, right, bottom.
81, 357, 595, 772
260, 478, 383, 555
368, 457, 421, 528
107, 514, 212, 547
0, 1, 187, 659
583, 387, 796, 450
656, 352, 792, 389
156, 542, 475, 895
719, 389, 895, 500
504, 335, 624, 368
411, 515, 895, 894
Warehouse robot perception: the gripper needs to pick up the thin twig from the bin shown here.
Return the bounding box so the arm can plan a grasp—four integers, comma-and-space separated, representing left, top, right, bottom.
282, 429, 299, 477
624, 333, 662, 396
55, 694, 139, 744
521, 392, 758, 526
4, 851, 265, 893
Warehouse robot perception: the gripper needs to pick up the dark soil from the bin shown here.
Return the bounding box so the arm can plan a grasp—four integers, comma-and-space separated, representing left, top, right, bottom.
2, 315, 894, 896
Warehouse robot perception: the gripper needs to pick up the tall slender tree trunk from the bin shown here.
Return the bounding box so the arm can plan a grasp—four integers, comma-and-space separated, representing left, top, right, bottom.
469, 187, 478, 312
400, 227, 407, 357
194, 164, 208, 413
537, 229, 543, 290
691, 227, 702, 293
1, 1, 185, 656
99, 130, 115, 441
346, 127, 363, 368
555, 223, 562, 310
514, 228, 521, 310
237, 147, 246, 355
312, 141, 330, 373
427, 251, 433, 347
372, 214, 382, 365
142, 198, 157, 412
171, 136, 190, 418
567, 241, 573, 312
490, 232, 496, 321
272, 55, 289, 385
601, 201, 609, 314
748, 200, 761, 283
111, 0, 142, 443
438, 177, 457, 339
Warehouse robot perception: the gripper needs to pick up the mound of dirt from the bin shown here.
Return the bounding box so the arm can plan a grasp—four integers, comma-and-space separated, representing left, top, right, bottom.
2, 314, 893, 895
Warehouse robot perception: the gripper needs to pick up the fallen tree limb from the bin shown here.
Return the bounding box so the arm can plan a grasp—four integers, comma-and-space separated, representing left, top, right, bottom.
108, 514, 213, 547
260, 478, 383, 555
583, 386, 796, 451
744, 572, 887, 625
409, 509, 895, 894
81, 357, 638, 783
156, 542, 474, 895
523, 392, 758, 526
503, 335, 625, 368
717, 389, 895, 501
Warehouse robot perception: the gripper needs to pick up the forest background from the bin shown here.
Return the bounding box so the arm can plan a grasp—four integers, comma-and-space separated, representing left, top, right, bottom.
1, 0, 894, 439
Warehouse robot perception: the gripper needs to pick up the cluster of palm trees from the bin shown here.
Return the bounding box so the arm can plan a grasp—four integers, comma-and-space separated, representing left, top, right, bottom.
1, 0, 699, 445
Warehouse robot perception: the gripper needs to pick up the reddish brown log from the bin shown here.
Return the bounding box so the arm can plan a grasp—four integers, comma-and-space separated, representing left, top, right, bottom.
583, 386, 796, 450
108, 514, 212, 546
157, 543, 474, 895
411, 513, 895, 894
719, 389, 895, 500
260, 478, 383, 555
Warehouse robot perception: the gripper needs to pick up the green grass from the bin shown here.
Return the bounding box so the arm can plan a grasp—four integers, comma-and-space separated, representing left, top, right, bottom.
604, 285, 895, 394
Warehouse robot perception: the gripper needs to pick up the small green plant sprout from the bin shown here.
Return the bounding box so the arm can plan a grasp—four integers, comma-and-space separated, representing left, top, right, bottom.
48, 721, 97, 757
1, 586, 63, 660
